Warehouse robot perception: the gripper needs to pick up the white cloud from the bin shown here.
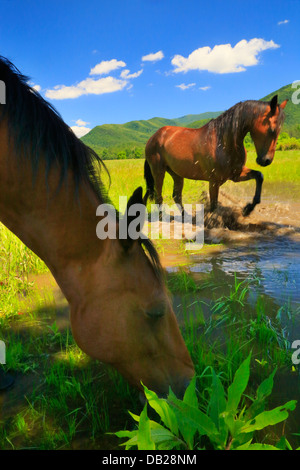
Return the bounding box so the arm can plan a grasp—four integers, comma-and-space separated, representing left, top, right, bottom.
45, 57, 145, 100
90, 59, 126, 75
71, 125, 91, 138
142, 51, 164, 62
199, 86, 211, 91
171, 38, 280, 74
120, 69, 143, 79
28, 81, 41, 92
278, 19, 289, 25
75, 119, 89, 126
45, 76, 128, 100
176, 83, 196, 90
32, 83, 41, 92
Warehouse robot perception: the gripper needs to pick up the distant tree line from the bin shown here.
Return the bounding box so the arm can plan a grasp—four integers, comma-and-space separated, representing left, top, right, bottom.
91, 146, 144, 160
244, 132, 300, 151
89, 132, 300, 160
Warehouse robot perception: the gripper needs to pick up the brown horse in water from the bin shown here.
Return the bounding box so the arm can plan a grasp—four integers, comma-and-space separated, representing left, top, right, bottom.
144, 96, 287, 216
0, 57, 194, 397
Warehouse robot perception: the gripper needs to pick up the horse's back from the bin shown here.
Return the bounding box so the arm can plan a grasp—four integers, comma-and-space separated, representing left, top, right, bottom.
145, 125, 213, 180
146, 126, 176, 153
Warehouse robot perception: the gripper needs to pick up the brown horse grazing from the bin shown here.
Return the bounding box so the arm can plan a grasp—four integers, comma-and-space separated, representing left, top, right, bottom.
0, 57, 194, 398
144, 96, 288, 216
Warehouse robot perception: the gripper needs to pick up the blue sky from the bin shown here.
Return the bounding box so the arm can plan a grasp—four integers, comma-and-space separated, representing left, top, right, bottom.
1, 0, 299, 137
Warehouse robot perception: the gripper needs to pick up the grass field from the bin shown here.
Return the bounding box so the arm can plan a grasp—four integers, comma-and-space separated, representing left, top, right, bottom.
0, 149, 299, 449
102, 150, 300, 209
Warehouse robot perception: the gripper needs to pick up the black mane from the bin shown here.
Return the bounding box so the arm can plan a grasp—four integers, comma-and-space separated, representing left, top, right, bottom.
207, 99, 285, 147
0, 56, 109, 202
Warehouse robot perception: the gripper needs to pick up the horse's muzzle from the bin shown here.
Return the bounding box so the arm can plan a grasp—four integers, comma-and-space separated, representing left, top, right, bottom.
256, 157, 272, 167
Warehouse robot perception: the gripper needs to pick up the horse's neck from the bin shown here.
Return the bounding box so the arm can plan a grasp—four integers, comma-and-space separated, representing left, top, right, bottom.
219, 102, 254, 151
0, 133, 105, 305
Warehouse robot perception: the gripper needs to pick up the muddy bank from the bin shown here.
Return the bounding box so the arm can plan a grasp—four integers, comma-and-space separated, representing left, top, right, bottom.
203, 188, 300, 244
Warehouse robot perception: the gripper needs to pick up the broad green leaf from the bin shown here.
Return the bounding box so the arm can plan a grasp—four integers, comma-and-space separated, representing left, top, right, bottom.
119, 434, 138, 449
276, 436, 293, 450
143, 384, 179, 436
170, 395, 218, 440
241, 400, 297, 434
234, 438, 253, 450
117, 416, 180, 450
128, 411, 141, 422
137, 404, 155, 450
167, 388, 195, 448
114, 430, 136, 439
182, 375, 198, 409
244, 368, 277, 421
112, 429, 139, 449
150, 427, 181, 450
226, 353, 251, 415
208, 370, 228, 447
256, 368, 277, 401
222, 411, 248, 441
244, 443, 280, 450
167, 389, 196, 449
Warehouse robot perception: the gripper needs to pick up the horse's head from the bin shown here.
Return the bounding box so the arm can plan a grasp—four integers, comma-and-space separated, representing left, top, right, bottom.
250, 95, 288, 167
73, 187, 194, 398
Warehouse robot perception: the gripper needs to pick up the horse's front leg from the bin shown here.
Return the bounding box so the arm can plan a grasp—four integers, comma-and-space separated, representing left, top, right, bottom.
232, 167, 264, 216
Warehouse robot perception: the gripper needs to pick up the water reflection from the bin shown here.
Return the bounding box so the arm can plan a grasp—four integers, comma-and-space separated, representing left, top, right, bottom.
189, 237, 300, 306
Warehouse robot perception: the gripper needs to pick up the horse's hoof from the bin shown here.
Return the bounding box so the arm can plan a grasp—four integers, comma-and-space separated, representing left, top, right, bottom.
243, 203, 253, 217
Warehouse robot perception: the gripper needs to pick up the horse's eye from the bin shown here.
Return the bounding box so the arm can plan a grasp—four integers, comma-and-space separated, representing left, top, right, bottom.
146, 306, 165, 319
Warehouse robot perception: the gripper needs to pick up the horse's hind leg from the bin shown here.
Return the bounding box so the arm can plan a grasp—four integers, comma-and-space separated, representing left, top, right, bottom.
167, 168, 184, 212
209, 181, 220, 212
152, 168, 165, 207
152, 168, 166, 221
232, 166, 263, 216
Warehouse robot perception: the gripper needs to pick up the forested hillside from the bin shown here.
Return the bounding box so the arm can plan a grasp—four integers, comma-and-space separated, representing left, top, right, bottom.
81, 83, 299, 159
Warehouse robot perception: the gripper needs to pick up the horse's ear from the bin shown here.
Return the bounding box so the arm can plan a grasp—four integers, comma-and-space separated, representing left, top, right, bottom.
280, 99, 288, 109
119, 187, 146, 251
127, 186, 144, 209
270, 95, 278, 115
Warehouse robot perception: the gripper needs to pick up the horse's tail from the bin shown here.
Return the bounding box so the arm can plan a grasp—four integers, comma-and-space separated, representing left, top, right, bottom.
143, 159, 155, 204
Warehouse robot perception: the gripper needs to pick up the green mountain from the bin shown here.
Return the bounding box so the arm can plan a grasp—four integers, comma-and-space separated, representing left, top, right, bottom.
80, 112, 221, 156
82, 117, 177, 150
81, 83, 300, 158
173, 111, 221, 125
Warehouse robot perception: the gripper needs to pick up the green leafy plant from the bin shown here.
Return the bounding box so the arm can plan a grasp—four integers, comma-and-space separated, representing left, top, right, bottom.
114, 354, 297, 450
